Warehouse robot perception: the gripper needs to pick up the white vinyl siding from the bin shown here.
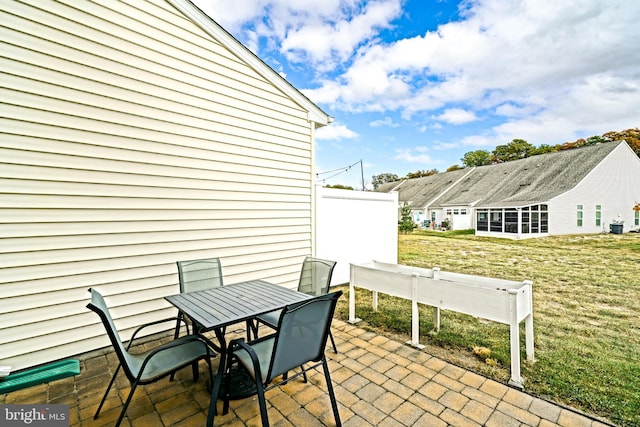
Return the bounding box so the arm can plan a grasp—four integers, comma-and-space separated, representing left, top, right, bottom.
1, 0, 327, 370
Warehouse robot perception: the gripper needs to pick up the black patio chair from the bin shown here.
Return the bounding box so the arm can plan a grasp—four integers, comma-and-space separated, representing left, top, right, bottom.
87, 288, 213, 427
251, 256, 338, 352
208, 291, 343, 427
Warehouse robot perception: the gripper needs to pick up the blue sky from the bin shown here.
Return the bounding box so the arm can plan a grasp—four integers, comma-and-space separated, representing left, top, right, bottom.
193, 0, 640, 190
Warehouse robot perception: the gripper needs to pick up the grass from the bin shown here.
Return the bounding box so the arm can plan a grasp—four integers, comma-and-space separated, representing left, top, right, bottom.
333, 230, 640, 426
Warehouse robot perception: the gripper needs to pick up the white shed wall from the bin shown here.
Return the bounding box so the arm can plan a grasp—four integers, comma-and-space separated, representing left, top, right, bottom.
1, 0, 325, 370
549, 143, 640, 235
316, 187, 398, 286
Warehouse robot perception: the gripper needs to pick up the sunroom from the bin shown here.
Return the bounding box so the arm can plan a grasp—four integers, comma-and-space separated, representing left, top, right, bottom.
476, 204, 549, 238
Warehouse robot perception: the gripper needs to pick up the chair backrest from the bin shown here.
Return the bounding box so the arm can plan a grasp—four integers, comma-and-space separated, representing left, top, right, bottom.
177, 258, 223, 293
86, 288, 138, 381
266, 290, 342, 383
296, 257, 337, 296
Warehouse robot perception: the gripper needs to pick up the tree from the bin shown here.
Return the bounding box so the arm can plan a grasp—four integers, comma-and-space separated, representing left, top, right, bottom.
398, 203, 414, 234
530, 144, 558, 156
461, 150, 492, 167
446, 164, 463, 172
603, 128, 640, 158
492, 139, 535, 162
324, 184, 354, 190
372, 173, 400, 190
406, 169, 438, 179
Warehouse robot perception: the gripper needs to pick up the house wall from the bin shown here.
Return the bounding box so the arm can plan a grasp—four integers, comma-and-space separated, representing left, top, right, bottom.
316, 187, 398, 285
1, 0, 324, 370
548, 143, 640, 235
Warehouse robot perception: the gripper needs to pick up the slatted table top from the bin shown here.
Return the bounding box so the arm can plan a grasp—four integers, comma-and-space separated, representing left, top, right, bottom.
165, 279, 311, 332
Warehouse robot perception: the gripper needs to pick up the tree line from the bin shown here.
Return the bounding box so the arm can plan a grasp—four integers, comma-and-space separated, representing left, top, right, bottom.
371, 128, 639, 189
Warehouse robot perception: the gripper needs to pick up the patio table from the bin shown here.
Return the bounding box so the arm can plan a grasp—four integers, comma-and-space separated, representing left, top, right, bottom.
164, 279, 311, 413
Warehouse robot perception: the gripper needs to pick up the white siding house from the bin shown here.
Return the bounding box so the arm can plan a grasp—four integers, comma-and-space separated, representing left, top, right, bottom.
1, 0, 330, 370
378, 141, 640, 238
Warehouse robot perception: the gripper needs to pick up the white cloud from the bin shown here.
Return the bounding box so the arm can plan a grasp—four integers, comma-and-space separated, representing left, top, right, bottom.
433, 108, 479, 125
315, 123, 359, 140
393, 147, 433, 164
369, 116, 399, 127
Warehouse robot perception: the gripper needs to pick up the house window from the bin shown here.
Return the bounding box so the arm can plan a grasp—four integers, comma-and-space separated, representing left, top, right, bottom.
461, 209, 467, 215
636, 210, 639, 227
521, 208, 530, 233
446, 209, 452, 215
453, 209, 460, 215
595, 205, 601, 226
477, 210, 488, 231
505, 209, 518, 233
577, 205, 583, 227
490, 210, 502, 232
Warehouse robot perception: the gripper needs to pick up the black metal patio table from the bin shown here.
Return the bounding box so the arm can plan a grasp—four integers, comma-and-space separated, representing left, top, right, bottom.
164, 279, 311, 421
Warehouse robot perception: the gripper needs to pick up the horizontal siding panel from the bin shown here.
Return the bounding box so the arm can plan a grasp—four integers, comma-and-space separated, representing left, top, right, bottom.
0, 217, 310, 238
0, 208, 311, 224
0, 194, 310, 211
2, 89, 311, 149
2, 225, 311, 254
0, 178, 311, 202
1, 57, 310, 140
1, 231, 310, 268
2, 239, 310, 284
2, 124, 311, 169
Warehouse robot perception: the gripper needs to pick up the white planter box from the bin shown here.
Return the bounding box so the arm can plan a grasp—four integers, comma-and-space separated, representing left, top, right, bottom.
349, 260, 534, 389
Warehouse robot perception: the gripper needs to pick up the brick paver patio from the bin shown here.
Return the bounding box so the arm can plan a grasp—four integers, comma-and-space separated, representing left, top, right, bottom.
1, 319, 614, 426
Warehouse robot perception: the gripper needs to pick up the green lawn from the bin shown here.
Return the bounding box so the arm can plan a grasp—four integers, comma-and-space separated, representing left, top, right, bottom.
334, 230, 640, 426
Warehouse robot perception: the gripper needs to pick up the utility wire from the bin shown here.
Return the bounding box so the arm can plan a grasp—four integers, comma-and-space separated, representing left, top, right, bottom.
316, 160, 366, 191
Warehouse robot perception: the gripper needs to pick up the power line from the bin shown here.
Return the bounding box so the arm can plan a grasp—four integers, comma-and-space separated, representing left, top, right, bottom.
316, 160, 365, 190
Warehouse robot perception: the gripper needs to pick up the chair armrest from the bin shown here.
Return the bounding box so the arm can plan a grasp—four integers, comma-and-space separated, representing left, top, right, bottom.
127, 317, 185, 350
229, 338, 264, 383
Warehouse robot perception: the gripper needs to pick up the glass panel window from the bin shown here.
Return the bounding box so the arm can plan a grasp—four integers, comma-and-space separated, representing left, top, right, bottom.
446, 209, 452, 215
541, 211, 548, 232
490, 210, 503, 232
521, 211, 530, 233
477, 210, 488, 231
595, 205, 601, 226
461, 209, 467, 215
577, 205, 583, 227
453, 209, 460, 215
505, 209, 518, 233
635, 210, 639, 227
531, 212, 539, 233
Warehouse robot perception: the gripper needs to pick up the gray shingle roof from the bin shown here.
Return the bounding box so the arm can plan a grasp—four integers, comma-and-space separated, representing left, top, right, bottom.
377, 141, 625, 208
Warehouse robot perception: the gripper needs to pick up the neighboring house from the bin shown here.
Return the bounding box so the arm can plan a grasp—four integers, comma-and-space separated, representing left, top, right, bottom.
378, 141, 640, 238
1, 0, 331, 370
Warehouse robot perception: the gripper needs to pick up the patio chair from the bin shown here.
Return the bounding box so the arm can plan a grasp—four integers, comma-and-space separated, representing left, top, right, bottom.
173, 257, 224, 339
252, 257, 338, 352
87, 288, 213, 427
208, 291, 343, 427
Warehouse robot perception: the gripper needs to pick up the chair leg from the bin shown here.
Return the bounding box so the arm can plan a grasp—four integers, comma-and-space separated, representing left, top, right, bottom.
255, 381, 270, 427
115, 380, 139, 427
206, 351, 227, 427
321, 357, 342, 427
171, 313, 186, 382
329, 330, 338, 353
94, 364, 121, 419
